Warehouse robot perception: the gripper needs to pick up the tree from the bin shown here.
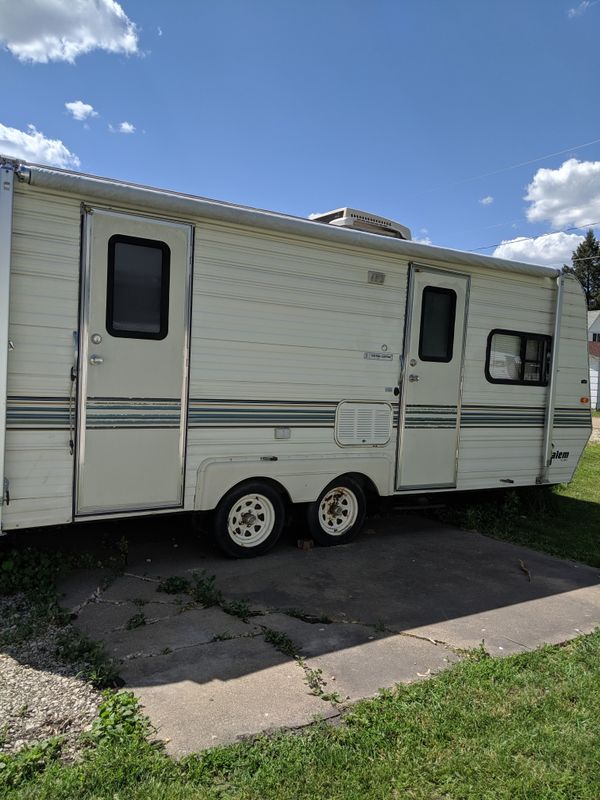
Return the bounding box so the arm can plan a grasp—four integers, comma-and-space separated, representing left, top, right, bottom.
563, 229, 600, 309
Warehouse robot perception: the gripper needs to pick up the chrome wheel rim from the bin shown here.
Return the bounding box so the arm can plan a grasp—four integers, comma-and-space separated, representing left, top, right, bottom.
227, 494, 275, 547
318, 486, 358, 536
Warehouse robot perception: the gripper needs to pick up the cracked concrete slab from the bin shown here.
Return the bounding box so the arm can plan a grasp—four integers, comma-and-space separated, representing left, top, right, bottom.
99, 574, 188, 604
56, 512, 600, 756
74, 600, 183, 638
95, 606, 256, 660
56, 568, 113, 615
261, 613, 459, 701
404, 585, 600, 655
121, 636, 337, 756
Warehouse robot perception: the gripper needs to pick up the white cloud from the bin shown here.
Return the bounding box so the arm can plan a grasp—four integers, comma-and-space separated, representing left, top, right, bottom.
414, 235, 432, 245
567, 0, 596, 17
493, 232, 584, 267
0, 122, 80, 168
157, 26, 163, 37
479, 195, 494, 206
109, 121, 135, 134
65, 100, 97, 121
524, 158, 600, 229
0, 0, 138, 63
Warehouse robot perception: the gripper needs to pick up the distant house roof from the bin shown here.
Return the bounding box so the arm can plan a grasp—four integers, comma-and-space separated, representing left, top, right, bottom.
589, 310, 600, 329
589, 341, 600, 358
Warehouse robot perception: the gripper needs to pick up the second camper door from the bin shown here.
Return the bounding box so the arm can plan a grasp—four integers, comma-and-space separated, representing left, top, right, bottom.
396, 266, 469, 490
76, 209, 192, 516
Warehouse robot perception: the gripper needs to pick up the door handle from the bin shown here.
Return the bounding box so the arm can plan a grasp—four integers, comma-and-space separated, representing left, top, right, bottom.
408, 374, 419, 382
89, 354, 104, 366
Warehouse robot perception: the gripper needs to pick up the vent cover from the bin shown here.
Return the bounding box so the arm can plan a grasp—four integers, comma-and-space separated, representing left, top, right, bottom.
309, 208, 411, 240
335, 402, 393, 446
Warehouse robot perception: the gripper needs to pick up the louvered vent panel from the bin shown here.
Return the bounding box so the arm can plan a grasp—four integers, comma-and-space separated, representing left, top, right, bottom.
335, 402, 392, 446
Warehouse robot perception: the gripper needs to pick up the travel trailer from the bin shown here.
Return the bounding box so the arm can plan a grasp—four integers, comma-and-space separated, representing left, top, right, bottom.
0, 156, 591, 556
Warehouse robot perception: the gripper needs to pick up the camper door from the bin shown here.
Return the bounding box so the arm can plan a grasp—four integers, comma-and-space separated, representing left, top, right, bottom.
396, 265, 469, 490
75, 209, 192, 516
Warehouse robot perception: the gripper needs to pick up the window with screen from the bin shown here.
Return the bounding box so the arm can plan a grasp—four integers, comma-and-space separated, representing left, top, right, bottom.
418, 286, 457, 362
106, 235, 170, 340
485, 329, 551, 386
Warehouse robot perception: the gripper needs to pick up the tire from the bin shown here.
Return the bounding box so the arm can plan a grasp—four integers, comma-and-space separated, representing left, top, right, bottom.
307, 476, 367, 546
213, 482, 285, 558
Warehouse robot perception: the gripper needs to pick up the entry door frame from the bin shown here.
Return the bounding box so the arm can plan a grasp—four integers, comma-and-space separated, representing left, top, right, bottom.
74, 205, 194, 518
395, 262, 470, 491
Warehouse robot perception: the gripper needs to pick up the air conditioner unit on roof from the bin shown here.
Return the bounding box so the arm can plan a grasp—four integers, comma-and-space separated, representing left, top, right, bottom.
309, 207, 411, 240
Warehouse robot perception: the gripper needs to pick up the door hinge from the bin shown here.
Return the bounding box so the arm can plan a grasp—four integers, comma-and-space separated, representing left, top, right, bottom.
2, 478, 9, 506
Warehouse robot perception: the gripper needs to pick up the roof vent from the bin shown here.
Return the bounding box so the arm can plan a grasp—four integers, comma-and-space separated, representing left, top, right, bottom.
309, 207, 411, 240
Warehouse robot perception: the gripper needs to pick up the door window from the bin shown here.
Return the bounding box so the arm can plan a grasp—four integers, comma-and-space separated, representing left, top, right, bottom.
418, 286, 457, 362
106, 234, 170, 339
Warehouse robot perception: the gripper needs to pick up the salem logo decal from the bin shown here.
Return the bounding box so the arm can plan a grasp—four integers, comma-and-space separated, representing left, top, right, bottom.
551, 450, 570, 462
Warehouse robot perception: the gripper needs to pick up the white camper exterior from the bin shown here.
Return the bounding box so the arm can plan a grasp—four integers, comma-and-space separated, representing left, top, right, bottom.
0, 157, 592, 556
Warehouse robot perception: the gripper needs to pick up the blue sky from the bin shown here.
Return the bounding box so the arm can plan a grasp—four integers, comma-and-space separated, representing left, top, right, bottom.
1, 0, 599, 266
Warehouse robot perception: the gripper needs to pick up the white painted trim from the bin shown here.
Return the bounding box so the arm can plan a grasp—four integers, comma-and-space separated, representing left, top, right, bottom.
0, 163, 15, 529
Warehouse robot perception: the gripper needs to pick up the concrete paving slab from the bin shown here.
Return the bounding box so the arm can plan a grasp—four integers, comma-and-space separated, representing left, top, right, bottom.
101, 606, 255, 661
405, 585, 600, 655
59, 511, 600, 755
260, 612, 382, 654
261, 613, 459, 701
207, 519, 600, 656
121, 636, 337, 756
56, 568, 112, 614
100, 574, 176, 604
305, 634, 458, 702
74, 600, 182, 638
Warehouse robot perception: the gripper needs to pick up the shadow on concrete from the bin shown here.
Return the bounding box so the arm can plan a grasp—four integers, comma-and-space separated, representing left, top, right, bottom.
2, 506, 600, 753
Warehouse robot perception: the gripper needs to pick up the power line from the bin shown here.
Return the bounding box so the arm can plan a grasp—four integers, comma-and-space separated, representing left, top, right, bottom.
469, 220, 600, 253
413, 135, 600, 197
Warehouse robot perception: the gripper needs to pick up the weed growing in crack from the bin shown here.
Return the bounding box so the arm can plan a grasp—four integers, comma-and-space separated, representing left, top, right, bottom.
126, 612, 146, 630
212, 632, 236, 642
131, 598, 147, 607
263, 628, 298, 658
222, 599, 261, 622
189, 571, 222, 607
284, 608, 333, 624
373, 619, 387, 634
301, 662, 342, 704
157, 576, 191, 595
157, 572, 260, 618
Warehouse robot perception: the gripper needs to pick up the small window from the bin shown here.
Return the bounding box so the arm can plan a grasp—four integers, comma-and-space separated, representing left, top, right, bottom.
418, 286, 457, 362
106, 234, 170, 340
485, 329, 551, 386
593, 333, 600, 342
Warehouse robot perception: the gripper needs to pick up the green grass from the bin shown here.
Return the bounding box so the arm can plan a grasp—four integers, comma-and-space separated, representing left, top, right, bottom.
2, 632, 599, 799
441, 444, 600, 567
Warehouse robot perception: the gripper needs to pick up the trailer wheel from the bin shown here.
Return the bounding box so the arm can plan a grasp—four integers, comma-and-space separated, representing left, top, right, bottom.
213, 482, 285, 558
307, 477, 366, 546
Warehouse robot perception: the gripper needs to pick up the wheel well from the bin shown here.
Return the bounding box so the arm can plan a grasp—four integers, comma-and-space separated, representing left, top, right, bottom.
223, 476, 293, 507
342, 472, 380, 507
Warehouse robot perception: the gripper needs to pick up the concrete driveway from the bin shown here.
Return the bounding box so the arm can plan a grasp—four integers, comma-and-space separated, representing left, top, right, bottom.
59, 512, 600, 757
